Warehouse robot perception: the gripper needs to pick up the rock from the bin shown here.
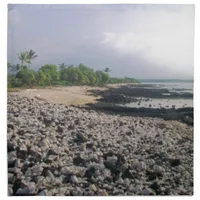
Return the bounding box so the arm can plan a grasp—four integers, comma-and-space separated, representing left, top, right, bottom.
57, 125, 64, 133
148, 159, 155, 167
38, 190, 46, 196
140, 188, 150, 195
29, 147, 42, 162
7, 141, 16, 152
8, 173, 15, 184
38, 140, 49, 149
86, 191, 95, 196
153, 165, 165, 174
125, 131, 133, 136
84, 166, 96, 179
60, 166, 74, 175
45, 170, 55, 180
149, 181, 161, 195
79, 180, 89, 188
73, 156, 86, 167
174, 175, 182, 185
132, 185, 142, 194
79, 144, 86, 151
8, 151, 17, 166
72, 187, 84, 196
124, 178, 131, 187
25, 165, 43, 177
25, 139, 31, 147
86, 143, 94, 149
140, 188, 155, 195
8, 123, 15, 130
15, 159, 22, 168
90, 184, 97, 192
94, 169, 101, 177
157, 123, 166, 129
178, 165, 185, 175
45, 155, 58, 164
170, 158, 181, 167
48, 147, 62, 155
54, 178, 63, 186
8, 167, 21, 174
106, 155, 118, 164
16, 182, 37, 195
97, 189, 109, 196
89, 154, 98, 162
146, 171, 158, 181
116, 178, 124, 185
70, 175, 79, 184
133, 161, 146, 171
104, 161, 116, 173
8, 186, 13, 196
160, 152, 171, 160
16, 187, 33, 195
102, 184, 113, 191
122, 167, 135, 179
18, 144, 27, 154
76, 132, 87, 143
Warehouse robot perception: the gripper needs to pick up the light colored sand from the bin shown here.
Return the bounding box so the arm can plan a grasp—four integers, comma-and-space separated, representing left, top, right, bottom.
10, 86, 108, 106
9, 83, 139, 106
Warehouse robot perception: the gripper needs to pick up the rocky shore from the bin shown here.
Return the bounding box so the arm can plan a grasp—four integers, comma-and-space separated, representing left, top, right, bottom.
89, 84, 193, 103
87, 83, 193, 126
86, 103, 193, 126
7, 94, 193, 196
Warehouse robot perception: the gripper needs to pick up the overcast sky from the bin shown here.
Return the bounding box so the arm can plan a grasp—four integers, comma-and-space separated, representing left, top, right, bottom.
7, 4, 194, 79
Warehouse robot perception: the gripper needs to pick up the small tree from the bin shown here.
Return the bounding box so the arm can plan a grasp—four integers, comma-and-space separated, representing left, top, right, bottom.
16, 68, 36, 88
59, 63, 67, 70
39, 64, 59, 85
37, 70, 47, 86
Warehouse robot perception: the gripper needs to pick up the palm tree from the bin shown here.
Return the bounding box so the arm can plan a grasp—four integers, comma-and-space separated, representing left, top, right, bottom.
12, 64, 21, 72
59, 63, 67, 70
26, 49, 38, 65
104, 67, 111, 73
17, 52, 27, 67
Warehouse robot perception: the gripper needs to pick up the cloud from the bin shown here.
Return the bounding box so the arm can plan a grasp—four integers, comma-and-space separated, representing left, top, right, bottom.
99, 5, 194, 76
7, 4, 194, 78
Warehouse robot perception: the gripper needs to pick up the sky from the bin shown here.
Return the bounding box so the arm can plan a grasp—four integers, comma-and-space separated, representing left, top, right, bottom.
7, 4, 194, 79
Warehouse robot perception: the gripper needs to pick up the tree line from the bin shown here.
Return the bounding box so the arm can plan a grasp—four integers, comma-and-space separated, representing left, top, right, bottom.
7, 50, 139, 88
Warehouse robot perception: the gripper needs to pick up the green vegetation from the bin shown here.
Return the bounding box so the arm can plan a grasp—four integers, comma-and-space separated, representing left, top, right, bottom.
7, 50, 139, 88
109, 77, 140, 84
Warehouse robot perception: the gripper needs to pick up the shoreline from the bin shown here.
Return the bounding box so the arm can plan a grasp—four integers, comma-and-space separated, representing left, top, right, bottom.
7, 82, 193, 107
8, 83, 193, 126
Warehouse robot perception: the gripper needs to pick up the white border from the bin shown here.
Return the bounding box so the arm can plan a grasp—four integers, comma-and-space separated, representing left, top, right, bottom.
1, 0, 199, 199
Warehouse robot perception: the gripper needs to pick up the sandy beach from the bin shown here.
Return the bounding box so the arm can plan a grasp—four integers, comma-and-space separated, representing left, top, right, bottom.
9, 86, 107, 106
9, 84, 134, 106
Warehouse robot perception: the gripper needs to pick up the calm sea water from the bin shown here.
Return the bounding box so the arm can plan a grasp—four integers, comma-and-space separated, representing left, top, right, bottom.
146, 82, 193, 93
121, 82, 193, 109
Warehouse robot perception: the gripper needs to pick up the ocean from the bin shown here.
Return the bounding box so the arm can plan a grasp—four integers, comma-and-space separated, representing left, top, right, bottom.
122, 82, 193, 109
